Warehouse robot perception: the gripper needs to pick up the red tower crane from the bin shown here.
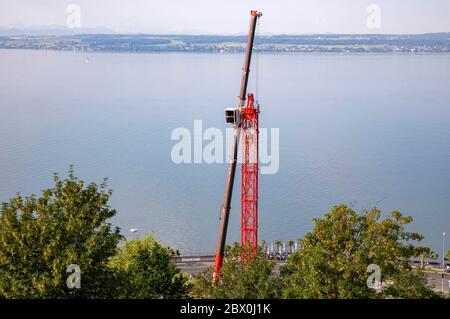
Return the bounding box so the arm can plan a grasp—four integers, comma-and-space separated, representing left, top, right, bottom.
213, 10, 262, 285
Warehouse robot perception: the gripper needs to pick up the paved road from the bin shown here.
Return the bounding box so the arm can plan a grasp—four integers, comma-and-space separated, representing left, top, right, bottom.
174, 255, 450, 294
174, 256, 214, 277
424, 270, 450, 293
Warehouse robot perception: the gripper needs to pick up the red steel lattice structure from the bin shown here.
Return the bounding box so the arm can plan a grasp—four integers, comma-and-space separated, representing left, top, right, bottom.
241, 93, 259, 260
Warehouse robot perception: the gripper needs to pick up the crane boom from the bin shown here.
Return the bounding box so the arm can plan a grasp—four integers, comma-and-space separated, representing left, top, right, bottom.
213, 10, 262, 286
238, 10, 262, 105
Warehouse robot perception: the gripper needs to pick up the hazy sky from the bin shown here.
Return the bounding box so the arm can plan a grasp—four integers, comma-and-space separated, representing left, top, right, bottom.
1, 0, 449, 34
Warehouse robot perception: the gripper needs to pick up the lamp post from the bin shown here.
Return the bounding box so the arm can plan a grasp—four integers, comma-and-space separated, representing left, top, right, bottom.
442, 232, 446, 293
130, 228, 139, 240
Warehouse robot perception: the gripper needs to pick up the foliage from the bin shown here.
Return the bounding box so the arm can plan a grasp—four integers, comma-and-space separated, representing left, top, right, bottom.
382, 269, 441, 299
413, 246, 437, 269
287, 240, 295, 253
192, 246, 284, 299
108, 235, 191, 298
274, 240, 282, 254
260, 240, 268, 253
0, 167, 122, 298
281, 205, 437, 299
0, 169, 443, 301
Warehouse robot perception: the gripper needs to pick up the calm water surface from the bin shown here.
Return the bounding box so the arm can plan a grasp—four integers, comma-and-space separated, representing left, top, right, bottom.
0, 49, 449, 253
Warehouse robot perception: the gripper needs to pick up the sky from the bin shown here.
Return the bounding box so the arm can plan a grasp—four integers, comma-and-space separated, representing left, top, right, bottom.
0, 0, 449, 34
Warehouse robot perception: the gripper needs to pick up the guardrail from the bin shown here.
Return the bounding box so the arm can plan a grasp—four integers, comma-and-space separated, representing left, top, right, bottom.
173, 254, 215, 263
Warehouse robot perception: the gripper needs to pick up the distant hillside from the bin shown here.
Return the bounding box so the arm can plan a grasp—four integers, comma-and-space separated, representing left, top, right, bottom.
0, 33, 449, 53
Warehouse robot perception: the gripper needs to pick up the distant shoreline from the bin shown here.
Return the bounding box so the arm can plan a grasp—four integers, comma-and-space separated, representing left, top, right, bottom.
1, 48, 450, 56
1, 33, 449, 54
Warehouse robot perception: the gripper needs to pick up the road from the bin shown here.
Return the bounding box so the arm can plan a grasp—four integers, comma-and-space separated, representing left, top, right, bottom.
424, 270, 450, 293
174, 255, 215, 277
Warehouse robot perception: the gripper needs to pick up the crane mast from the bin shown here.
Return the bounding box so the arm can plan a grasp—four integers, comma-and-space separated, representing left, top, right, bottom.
213, 10, 262, 285
241, 93, 259, 261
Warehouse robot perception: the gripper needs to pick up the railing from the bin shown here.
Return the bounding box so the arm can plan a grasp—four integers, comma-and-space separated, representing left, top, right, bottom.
173, 253, 215, 263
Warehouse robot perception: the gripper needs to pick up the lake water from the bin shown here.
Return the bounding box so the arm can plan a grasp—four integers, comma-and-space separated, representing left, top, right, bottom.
0, 49, 449, 254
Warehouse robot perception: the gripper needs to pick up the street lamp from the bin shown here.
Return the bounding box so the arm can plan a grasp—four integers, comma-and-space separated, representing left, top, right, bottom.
442, 232, 446, 293
130, 228, 139, 240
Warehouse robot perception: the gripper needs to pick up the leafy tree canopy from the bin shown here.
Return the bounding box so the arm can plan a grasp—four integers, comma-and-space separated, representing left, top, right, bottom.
413, 246, 437, 269
0, 167, 122, 298
108, 235, 191, 298
282, 205, 438, 299
192, 245, 284, 299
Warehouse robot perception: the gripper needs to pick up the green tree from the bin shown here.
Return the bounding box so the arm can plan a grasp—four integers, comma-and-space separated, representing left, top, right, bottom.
296, 239, 302, 251
274, 240, 282, 254
108, 235, 191, 298
260, 240, 268, 254
192, 246, 284, 299
282, 205, 437, 299
0, 168, 122, 298
383, 269, 441, 299
414, 246, 437, 269
287, 240, 295, 253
